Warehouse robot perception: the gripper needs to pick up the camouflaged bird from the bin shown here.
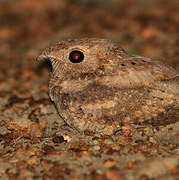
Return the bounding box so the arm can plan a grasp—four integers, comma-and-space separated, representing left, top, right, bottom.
37, 38, 179, 135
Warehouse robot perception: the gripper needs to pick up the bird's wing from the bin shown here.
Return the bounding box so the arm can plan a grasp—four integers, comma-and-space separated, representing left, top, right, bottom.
128, 55, 178, 79
100, 55, 178, 89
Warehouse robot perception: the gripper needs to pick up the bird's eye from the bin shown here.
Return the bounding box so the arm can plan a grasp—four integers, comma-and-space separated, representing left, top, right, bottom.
69, 50, 84, 63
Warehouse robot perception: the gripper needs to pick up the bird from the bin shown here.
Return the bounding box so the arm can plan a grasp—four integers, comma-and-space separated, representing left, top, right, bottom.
37, 38, 179, 135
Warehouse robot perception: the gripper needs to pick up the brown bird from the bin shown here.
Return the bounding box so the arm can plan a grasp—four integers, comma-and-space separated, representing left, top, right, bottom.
37, 38, 179, 135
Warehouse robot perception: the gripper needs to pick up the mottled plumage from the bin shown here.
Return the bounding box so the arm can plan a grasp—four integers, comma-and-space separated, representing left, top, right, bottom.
37, 38, 179, 135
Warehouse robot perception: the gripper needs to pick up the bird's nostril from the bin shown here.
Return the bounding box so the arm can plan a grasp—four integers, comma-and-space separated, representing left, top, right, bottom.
36, 55, 41, 61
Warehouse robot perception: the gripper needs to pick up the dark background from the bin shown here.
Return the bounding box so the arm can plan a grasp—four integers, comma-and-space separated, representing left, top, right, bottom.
0, 0, 178, 69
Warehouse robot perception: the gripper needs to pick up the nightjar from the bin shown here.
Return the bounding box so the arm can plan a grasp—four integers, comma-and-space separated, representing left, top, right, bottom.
37, 38, 179, 135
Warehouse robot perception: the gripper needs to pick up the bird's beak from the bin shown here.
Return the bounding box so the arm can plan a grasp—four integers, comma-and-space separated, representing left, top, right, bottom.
36, 53, 49, 61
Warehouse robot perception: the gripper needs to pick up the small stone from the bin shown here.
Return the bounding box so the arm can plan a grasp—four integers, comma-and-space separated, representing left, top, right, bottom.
52, 135, 66, 143
105, 169, 125, 180
104, 160, 117, 168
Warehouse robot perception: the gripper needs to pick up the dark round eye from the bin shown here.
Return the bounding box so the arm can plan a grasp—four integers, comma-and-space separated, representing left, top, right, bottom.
69, 50, 84, 63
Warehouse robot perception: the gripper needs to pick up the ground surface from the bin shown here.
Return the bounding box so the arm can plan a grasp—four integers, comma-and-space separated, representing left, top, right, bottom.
0, 0, 178, 179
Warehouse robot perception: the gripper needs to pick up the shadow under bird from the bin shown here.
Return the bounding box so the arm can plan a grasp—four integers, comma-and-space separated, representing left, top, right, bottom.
37, 38, 179, 135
